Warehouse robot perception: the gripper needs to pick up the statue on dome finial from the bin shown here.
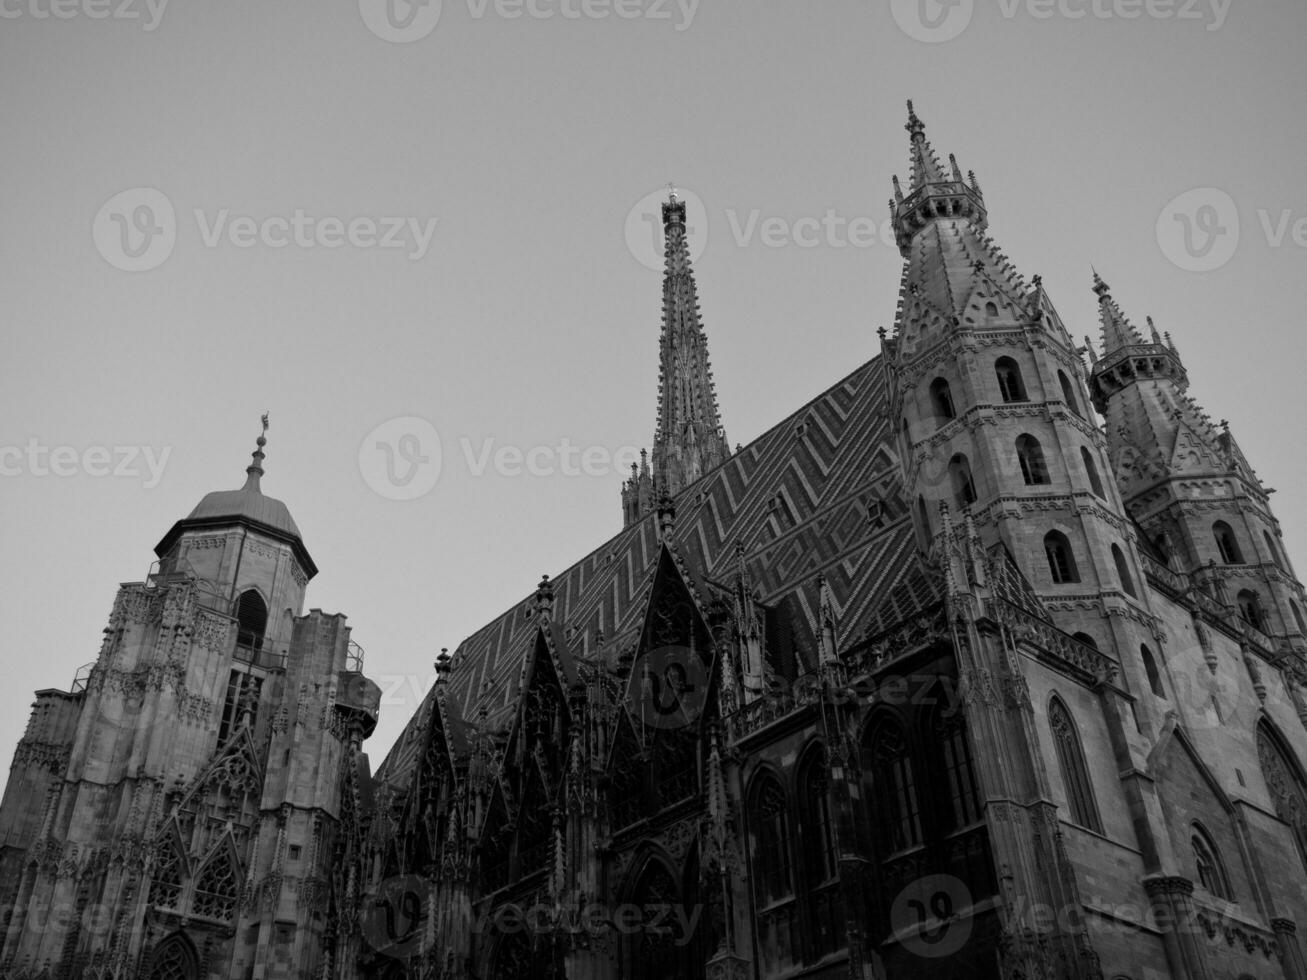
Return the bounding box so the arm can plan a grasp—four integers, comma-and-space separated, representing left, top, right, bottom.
667, 182, 678, 203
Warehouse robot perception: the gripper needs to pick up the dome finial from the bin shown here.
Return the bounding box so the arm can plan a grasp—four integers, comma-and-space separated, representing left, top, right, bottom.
244, 412, 269, 490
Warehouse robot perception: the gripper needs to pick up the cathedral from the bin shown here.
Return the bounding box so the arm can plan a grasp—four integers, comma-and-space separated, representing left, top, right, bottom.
3, 102, 1307, 980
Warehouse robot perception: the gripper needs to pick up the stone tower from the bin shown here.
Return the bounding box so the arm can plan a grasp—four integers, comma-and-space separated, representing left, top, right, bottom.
622, 190, 731, 526
0, 422, 381, 980
1086, 276, 1307, 657
885, 102, 1155, 661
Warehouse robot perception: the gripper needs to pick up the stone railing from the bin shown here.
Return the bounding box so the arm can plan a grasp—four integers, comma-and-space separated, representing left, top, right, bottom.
989, 600, 1116, 684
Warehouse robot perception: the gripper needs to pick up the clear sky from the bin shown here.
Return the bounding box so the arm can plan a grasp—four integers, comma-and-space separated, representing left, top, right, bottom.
2, 0, 1305, 773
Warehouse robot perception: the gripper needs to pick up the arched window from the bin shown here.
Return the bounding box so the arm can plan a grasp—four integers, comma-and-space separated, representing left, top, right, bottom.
148, 838, 185, 910
1257, 724, 1307, 871
1049, 697, 1101, 832
748, 775, 797, 974
749, 774, 793, 906
934, 711, 981, 830
798, 747, 844, 959
1044, 531, 1080, 584
1291, 601, 1307, 636
144, 934, 199, 980
1112, 545, 1137, 598
1081, 447, 1105, 497
623, 860, 690, 980
1238, 590, 1265, 631
867, 719, 922, 852
193, 851, 239, 921
1016, 435, 1050, 485
949, 453, 977, 509
930, 377, 957, 421
995, 357, 1028, 403
1072, 632, 1099, 651
917, 496, 932, 542
985, 301, 999, 318
1264, 531, 1285, 570
1059, 370, 1083, 417
1141, 645, 1165, 698
1214, 521, 1244, 564
235, 589, 268, 651
1191, 824, 1233, 900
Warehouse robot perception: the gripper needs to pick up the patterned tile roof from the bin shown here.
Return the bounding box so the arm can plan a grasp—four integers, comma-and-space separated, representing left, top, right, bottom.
375, 354, 939, 785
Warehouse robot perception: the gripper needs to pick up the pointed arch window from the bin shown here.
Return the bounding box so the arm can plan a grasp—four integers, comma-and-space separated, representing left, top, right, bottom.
930, 377, 957, 421
1238, 590, 1266, 631
1291, 601, 1307, 636
145, 934, 199, 980
1191, 824, 1233, 900
995, 357, 1028, 403
935, 711, 982, 830
868, 720, 923, 852
1081, 447, 1105, 497
193, 851, 239, 921
148, 838, 185, 910
1264, 531, 1286, 570
1016, 435, 1050, 485
949, 453, 977, 509
798, 747, 844, 960
1140, 645, 1165, 699
1257, 724, 1307, 871
1059, 370, 1083, 417
1044, 531, 1080, 584
749, 774, 793, 906
1214, 521, 1244, 564
235, 589, 268, 651
1112, 544, 1137, 598
1049, 697, 1101, 832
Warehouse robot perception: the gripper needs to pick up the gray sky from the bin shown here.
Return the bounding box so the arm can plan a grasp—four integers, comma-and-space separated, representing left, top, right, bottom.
2, 0, 1305, 772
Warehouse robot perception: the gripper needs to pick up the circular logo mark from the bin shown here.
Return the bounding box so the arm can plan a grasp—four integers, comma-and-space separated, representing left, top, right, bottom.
361, 874, 432, 959
359, 416, 442, 501
93, 188, 176, 272
624, 645, 709, 731
1156, 187, 1240, 273
624, 187, 709, 273
359, 0, 442, 42
890, 873, 972, 958
891, 0, 974, 43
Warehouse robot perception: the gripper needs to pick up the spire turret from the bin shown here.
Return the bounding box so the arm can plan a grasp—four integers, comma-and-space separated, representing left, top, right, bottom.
623, 188, 731, 527
1087, 273, 1188, 415
1093, 271, 1150, 357
891, 100, 987, 256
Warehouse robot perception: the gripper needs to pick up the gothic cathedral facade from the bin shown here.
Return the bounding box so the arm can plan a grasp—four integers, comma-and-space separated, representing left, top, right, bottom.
4, 104, 1307, 980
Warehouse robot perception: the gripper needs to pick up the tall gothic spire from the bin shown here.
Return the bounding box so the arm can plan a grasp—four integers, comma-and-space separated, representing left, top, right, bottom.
623, 190, 731, 527
1092, 271, 1149, 356
891, 100, 988, 256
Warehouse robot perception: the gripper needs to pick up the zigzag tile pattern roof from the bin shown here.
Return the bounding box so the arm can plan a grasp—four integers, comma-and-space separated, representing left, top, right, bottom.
375, 354, 941, 785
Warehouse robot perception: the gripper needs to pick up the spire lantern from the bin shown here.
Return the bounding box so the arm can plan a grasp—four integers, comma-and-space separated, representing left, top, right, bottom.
1087, 271, 1188, 414
891, 100, 987, 255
